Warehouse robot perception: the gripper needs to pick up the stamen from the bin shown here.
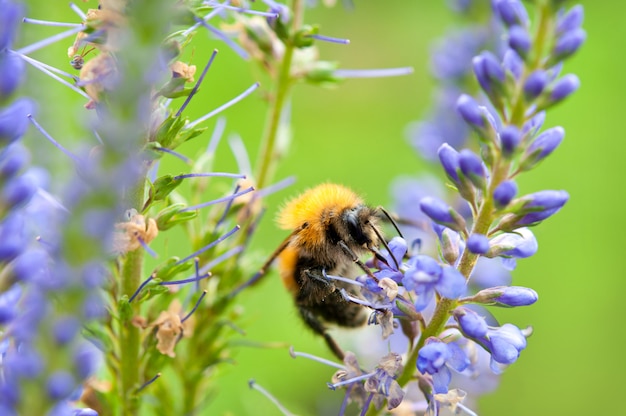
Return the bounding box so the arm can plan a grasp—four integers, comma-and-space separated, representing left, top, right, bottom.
322, 269, 364, 288
36, 189, 69, 213
174, 225, 240, 265
253, 176, 296, 199
22, 18, 83, 28
248, 379, 295, 416
93, 129, 103, 144
16, 25, 86, 55
306, 34, 350, 44
207, 2, 280, 18
181, 5, 225, 37
179, 187, 254, 212
129, 273, 155, 303
186, 82, 261, 130
137, 237, 158, 258
338, 384, 353, 416
207, 116, 227, 155
334, 67, 414, 79
228, 133, 252, 177
181, 290, 207, 323
194, 17, 250, 59
215, 185, 241, 230
172, 172, 245, 180
327, 373, 374, 390
68, 2, 88, 20
176, 49, 219, 117
288, 346, 345, 370
457, 403, 478, 416
160, 272, 212, 286
154, 147, 191, 164
137, 373, 161, 393
35, 236, 55, 249
360, 393, 374, 416
197, 246, 244, 277
28, 115, 81, 163
339, 289, 392, 310
15, 52, 90, 99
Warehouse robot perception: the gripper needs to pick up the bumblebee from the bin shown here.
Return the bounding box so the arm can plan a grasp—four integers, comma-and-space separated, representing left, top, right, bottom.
259, 183, 398, 360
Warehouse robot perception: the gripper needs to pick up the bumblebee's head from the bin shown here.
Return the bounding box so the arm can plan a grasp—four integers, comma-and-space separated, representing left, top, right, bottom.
341, 206, 380, 247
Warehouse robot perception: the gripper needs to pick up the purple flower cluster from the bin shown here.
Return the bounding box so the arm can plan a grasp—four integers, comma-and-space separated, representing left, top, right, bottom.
320, 1, 585, 413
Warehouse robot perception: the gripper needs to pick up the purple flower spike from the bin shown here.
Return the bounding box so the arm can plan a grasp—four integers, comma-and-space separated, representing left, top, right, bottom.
453, 307, 488, 337
459, 149, 486, 189
467, 233, 489, 254
419, 196, 466, 233
0, 98, 36, 147
524, 70, 549, 100
437, 143, 461, 182
456, 94, 485, 129
508, 26, 531, 57
493, 180, 518, 209
554, 28, 586, 61
2, 173, 37, 210
557, 5, 584, 34
492, 0, 529, 27
550, 74, 580, 102
0, 52, 25, 99
0, 213, 27, 261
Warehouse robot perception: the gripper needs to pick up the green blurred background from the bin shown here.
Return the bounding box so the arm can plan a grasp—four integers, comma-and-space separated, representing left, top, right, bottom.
19, 0, 623, 415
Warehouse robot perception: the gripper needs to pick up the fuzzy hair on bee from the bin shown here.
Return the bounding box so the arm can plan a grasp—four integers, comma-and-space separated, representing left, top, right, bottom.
261, 183, 398, 360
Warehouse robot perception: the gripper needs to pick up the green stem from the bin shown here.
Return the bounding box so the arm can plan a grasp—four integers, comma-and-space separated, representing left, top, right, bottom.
118, 180, 146, 415
254, 0, 305, 189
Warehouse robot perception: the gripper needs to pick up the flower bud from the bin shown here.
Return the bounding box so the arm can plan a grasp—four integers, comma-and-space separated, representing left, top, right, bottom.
459, 149, 486, 190
453, 307, 488, 337
521, 126, 564, 171
467, 233, 489, 254
437, 143, 461, 183
0, 51, 25, 99
0, 1, 23, 50
553, 28, 586, 62
419, 196, 467, 233
493, 180, 518, 209
549, 74, 580, 103
2, 174, 37, 210
557, 5, 584, 34
487, 228, 537, 258
473, 51, 505, 96
0, 143, 30, 179
0, 98, 36, 148
508, 26, 530, 58
456, 94, 485, 129
493, 0, 529, 27
499, 125, 521, 157
523, 70, 548, 100
441, 228, 461, 265
502, 49, 523, 79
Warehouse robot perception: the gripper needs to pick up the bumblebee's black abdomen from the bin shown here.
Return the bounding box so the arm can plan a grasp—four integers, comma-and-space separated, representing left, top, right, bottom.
292, 254, 366, 329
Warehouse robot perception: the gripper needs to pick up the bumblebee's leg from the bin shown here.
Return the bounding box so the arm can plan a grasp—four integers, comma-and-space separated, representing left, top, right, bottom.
298, 307, 346, 361
337, 240, 378, 281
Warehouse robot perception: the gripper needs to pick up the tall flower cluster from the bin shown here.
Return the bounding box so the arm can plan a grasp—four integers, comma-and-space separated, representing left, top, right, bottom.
287, 1, 584, 414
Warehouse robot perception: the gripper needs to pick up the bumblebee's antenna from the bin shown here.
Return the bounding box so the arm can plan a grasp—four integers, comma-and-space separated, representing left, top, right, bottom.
379, 206, 404, 239
368, 223, 400, 271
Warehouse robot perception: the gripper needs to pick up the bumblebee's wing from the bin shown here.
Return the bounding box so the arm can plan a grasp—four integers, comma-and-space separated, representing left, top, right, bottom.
229, 225, 305, 298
